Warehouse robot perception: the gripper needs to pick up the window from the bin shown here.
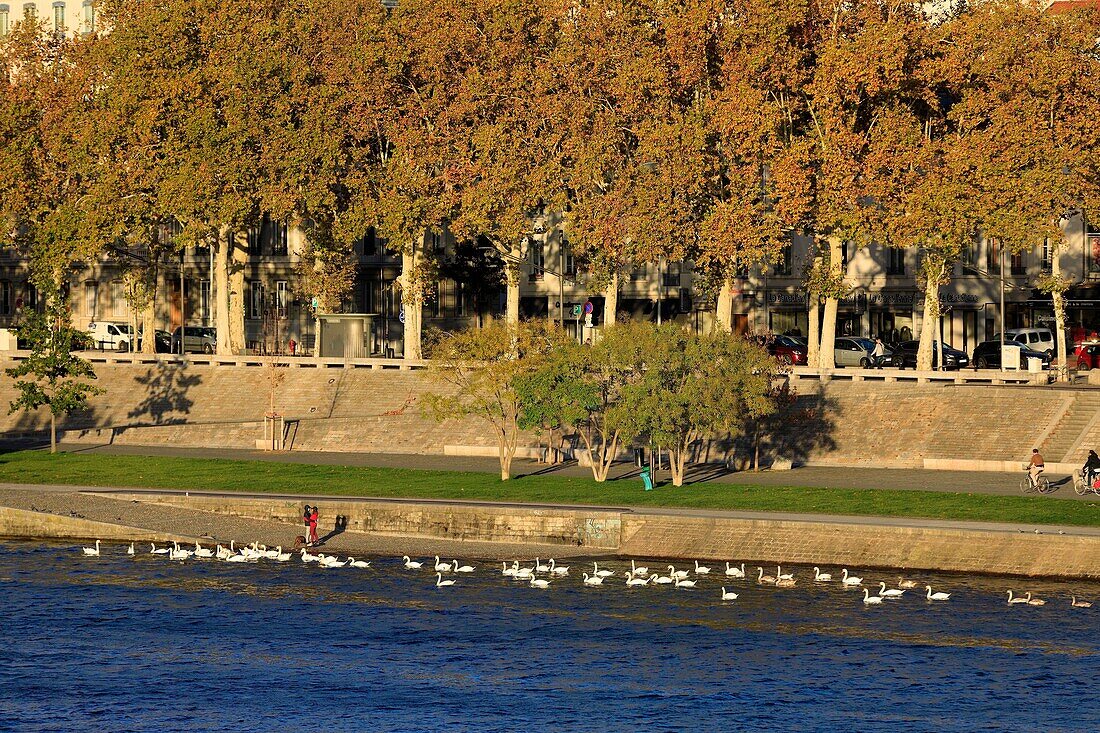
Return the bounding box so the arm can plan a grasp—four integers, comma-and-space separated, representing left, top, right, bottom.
52, 1, 64, 31
23, 3, 34, 20
82, 0, 92, 32
561, 237, 576, 277
886, 248, 905, 276
359, 228, 377, 257
199, 280, 210, 325
840, 242, 849, 268
529, 240, 544, 281
773, 245, 792, 276
986, 238, 1002, 275
1041, 238, 1053, 273
271, 220, 288, 256
247, 226, 263, 256
275, 280, 288, 318
663, 261, 682, 287
0, 280, 11, 315
248, 281, 264, 319
0, 6, 10, 37
84, 281, 97, 319
1089, 232, 1100, 275
629, 263, 647, 281
1010, 251, 1025, 276
428, 231, 443, 254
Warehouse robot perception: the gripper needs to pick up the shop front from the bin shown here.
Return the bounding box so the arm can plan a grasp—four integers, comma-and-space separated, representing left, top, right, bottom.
867, 291, 917, 345
766, 291, 808, 338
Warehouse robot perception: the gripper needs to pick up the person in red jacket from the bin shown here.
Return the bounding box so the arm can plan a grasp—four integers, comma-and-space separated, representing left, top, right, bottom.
308, 506, 319, 546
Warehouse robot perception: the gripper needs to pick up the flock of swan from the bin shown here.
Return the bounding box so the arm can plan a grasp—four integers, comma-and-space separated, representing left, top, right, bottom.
80, 540, 1094, 609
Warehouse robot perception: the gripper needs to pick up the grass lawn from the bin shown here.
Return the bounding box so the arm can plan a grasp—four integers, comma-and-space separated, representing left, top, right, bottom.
3, 450, 1100, 528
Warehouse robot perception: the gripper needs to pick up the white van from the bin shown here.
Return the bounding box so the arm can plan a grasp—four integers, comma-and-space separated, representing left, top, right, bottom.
87, 321, 134, 351
1002, 328, 1056, 358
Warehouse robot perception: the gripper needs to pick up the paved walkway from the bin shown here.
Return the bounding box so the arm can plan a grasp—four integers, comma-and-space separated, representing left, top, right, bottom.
17, 441, 1097, 501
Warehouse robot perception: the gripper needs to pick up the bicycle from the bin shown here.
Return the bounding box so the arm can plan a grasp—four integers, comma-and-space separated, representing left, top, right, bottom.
1020, 466, 1053, 494
1072, 469, 1100, 496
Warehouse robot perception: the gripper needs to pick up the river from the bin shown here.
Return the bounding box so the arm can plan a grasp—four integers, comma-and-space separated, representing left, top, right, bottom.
1, 541, 1097, 731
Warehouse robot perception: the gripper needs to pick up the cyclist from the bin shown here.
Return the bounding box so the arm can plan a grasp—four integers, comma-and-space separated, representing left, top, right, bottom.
1083, 450, 1100, 490
1027, 448, 1045, 488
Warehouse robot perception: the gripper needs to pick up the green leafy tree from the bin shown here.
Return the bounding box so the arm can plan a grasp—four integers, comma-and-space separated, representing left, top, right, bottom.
6, 290, 104, 453
514, 339, 593, 464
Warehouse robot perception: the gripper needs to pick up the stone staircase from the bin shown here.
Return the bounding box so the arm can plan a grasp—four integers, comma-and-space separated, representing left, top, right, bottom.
1039, 392, 1100, 462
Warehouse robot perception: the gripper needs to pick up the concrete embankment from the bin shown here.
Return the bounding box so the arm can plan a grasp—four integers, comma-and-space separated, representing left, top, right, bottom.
42, 491, 1096, 581
0, 505, 199, 544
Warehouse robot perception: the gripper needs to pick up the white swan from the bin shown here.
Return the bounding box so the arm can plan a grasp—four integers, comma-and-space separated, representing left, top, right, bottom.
1071, 596, 1093, 608
529, 576, 550, 589
126, 543, 135, 556
863, 588, 883, 605
631, 560, 649, 577
925, 586, 950, 601
225, 553, 250, 563
898, 578, 918, 589
82, 540, 101, 557
674, 577, 697, 589
403, 556, 423, 569
1025, 592, 1046, 606
841, 569, 862, 586
169, 547, 189, 561
775, 577, 796, 588
513, 566, 534, 580
593, 562, 614, 579
694, 560, 711, 575
453, 560, 475, 573
301, 549, 319, 563
813, 567, 832, 582
652, 573, 674, 585
720, 587, 738, 601
433, 556, 452, 573
757, 567, 776, 584
534, 558, 550, 573
582, 572, 604, 586
348, 557, 370, 568
725, 562, 745, 578
274, 548, 291, 562
150, 543, 169, 555
193, 543, 214, 558
321, 557, 347, 568
436, 573, 455, 587
878, 582, 905, 598
215, 544, 231, 560
501, 562, 517, 577
776, 566, 793, 581
625, 572, 649, 587
669, 565, 690, 580
548, 559, 569, 576
1006, 590, 1028, 605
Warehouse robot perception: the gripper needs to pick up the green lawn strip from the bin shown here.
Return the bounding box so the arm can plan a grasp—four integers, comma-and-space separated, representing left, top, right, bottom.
2, 450, 1099, 527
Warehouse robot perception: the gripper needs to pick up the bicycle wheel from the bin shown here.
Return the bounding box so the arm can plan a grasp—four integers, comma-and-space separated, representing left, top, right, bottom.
1074, 472, 1088, 496
1037, 477, 1053, 494
1020, 476, 1034, 494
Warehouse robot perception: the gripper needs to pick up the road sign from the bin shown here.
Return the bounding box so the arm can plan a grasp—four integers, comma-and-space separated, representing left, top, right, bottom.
583, 300, 594, 315
398, 304, 405, 324
572, 304, 583, 317
310, 296, 319, 310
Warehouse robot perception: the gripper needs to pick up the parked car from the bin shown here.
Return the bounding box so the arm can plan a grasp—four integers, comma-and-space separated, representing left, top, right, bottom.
137, 328, 173, 353
1000, 328, 1056, 359
87, 321, 134, 351
894, 340, 970, 370
767, 334, 808, 365
971, 340, 1051, 370
170, 326, 217, 354
1074, 341, 1100, 371
832, 337, 899, 368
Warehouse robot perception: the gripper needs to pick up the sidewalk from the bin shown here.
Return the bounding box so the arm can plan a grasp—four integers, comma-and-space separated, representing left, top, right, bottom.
12, 441, 1093, 501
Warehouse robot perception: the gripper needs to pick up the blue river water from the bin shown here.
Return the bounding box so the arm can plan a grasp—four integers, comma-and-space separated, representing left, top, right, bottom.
1, 541, 1098, 732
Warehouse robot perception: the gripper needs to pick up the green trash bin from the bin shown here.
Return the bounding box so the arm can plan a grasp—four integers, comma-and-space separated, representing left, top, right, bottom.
640, 465, 654, 491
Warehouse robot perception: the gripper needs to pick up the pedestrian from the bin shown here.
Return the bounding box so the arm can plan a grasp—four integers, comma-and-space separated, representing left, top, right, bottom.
302, 505, 311, 541
309, 506, 319, 546
871, 338, 886, 369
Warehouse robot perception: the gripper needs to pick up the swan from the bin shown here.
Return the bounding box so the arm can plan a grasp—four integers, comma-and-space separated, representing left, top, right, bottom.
1071, 596, 1093, 608
776, 566, 793, 581
529, 576, 550, 589
501, 562, 517, 577
169, 547, 189, 561
925, 586, 951, 601
775, 577, 796, 588
674, 578, 697, 589
582, 572, 604, 586
625, 572, 649, 587
512, 566, 534, 580
548, 559, 569, 576
82, 540, 101, 557
725, 562, 745, 578
694, 560, 711, 575
433, 556, 452, 572
841, 569, 862, 586
150, 543, 169, 555
669, 565, 690, 580
652, 573, 674, 585
348, 557, 370, 568
878, 582, 905, 598
453, 560, 475, 573
813, 567, 832, 582
863, 588, 883, 605
321, 557, 347, 568
225, 553, 250, 563
757, 567, 776, 584
898, 578, 918, 589
534, 558, 550, 573
1006, 590, 1028, 605
631, 560, 649, 577
126, 543, 135, 556
403, 556, 423, 569
215, 544, 231, 560
301, 549, 319, 563
721, 587, 739, 601
593, 562, 614, 579
436, 573, 455, 587
1025, 592, 1046, 606
193, 543, 214, 558
273, 548, 291, 562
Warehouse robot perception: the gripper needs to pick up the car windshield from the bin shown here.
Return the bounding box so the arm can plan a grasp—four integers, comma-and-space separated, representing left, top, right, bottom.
852, 338, 875, 350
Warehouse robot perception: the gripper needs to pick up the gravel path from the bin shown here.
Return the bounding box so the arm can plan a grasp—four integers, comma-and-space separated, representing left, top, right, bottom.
0, 487, 601, 561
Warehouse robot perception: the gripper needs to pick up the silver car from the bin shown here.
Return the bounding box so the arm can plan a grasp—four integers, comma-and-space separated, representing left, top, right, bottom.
834, 337, 877, 368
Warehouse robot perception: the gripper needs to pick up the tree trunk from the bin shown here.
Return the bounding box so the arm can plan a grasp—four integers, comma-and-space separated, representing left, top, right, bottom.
400, 246, 424, 360
213, 230, 244, 355
227, 233, 247, 354
603, 271, 619, 328
714, 278, 734, 334
916, 263, 942, 371
817, 237, 843, 370
140, 267, 157, 354
50, 412, 57, 453
807, 298, 820, 369
595, 432, 618, 482
1052, 250, 1068, 382
505, 244, 522, 326
499, 433, 512, 480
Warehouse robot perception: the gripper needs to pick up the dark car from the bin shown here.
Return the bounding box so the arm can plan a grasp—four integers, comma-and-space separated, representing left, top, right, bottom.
137, 328, 173, 353
972, 340, 1050, 370
768, 334, 808, 365
894, 340, 970, 370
